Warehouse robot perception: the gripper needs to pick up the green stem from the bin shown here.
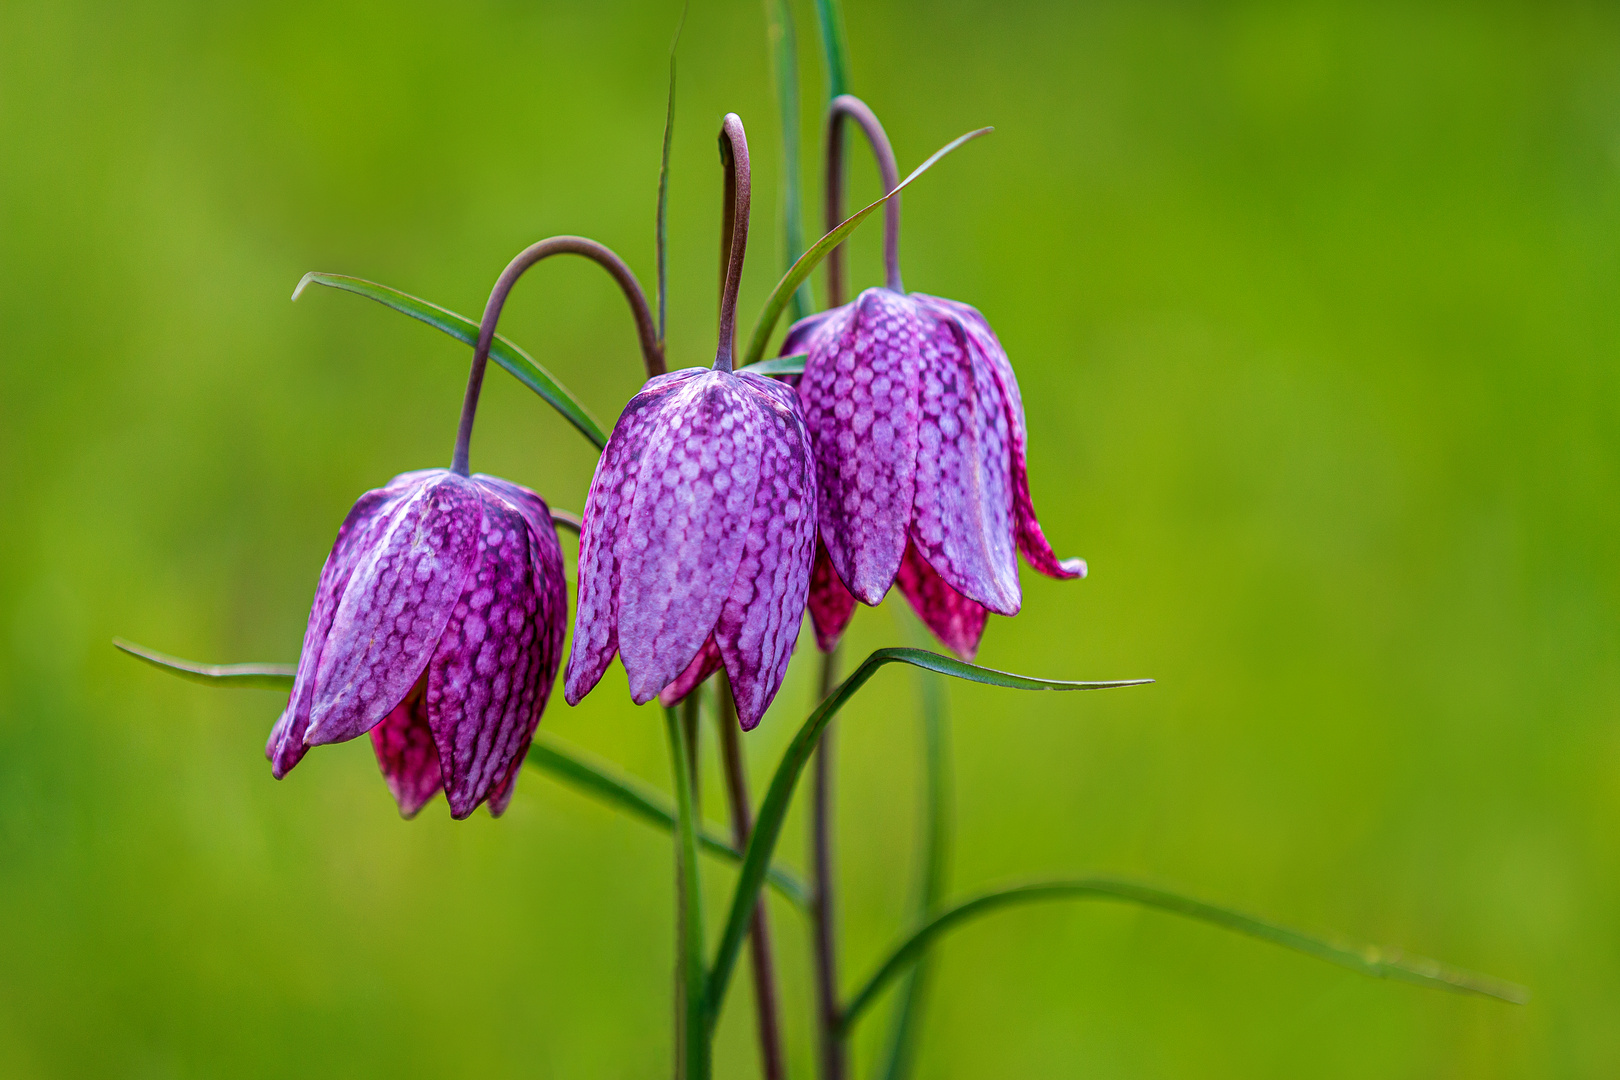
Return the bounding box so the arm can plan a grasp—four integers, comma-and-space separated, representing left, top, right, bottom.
810, 648, 844, 1080
766, 0, 813, 322
813, 0, 851, 98
665, 706, 710, 1080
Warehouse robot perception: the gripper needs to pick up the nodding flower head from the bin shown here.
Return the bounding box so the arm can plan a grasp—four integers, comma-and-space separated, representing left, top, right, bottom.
564, 114, 818, 730
266, 469, 568, 819
786, 95, 1084, 661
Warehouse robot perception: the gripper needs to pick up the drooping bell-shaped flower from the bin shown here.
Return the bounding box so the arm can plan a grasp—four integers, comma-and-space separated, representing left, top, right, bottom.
785, 95, 1084, 661
267, 469, 567, 818
565, 115, 817, 730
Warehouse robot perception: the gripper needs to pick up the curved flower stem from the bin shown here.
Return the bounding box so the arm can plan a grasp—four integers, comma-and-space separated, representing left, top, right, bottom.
714, 114, 752, 373
811, 646, 845, 1080
715, 676, 786, 1080
665, 705, 711, 1080
824, 94, 902, 303
451, 236, 663, 476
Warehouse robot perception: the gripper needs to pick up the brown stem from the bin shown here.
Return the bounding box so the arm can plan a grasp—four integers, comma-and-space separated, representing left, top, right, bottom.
823, 93, 903, 307
451, 236, 663, 477
812, 646, 845, 1080
715, 676, 786, 1080
715, 114, 751, 372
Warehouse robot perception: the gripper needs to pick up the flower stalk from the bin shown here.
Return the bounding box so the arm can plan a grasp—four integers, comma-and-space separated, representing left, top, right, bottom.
811, 646, 845, 1080
665, 704, 710, 1080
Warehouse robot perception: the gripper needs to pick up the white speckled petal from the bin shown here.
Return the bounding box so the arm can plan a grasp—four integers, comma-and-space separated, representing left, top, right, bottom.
269, 473, 419, 779
915, 294, 1085, 581
797, 288, 922, 605
304, 472, 483, 747
713, 373, 817, 729
425, 493, 551, 819
617, 370, 763, 704
564, 371, 699, 705
908, 298, 1021, 615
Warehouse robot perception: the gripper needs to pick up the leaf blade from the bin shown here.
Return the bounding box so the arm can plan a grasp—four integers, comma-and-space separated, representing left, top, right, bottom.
704, 647, 1147, 1023
293, 272, 607, 449
739, 127, 993, 368
842, 878, 1530, 1029
113, 638, 295, 690
741, 353, 807, 377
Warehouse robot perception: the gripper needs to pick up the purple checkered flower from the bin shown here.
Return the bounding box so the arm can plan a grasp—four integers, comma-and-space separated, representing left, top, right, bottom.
266, 469, 567, 819
781, 289, 1084, 661
563, 367, 817, 730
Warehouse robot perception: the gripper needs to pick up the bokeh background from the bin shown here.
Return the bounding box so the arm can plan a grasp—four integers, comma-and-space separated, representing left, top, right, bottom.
1, 0, 1613, 1075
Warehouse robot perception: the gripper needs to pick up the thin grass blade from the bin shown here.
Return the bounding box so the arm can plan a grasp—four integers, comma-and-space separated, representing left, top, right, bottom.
704, 647, 1147, 1025
740, 127, 993, 367
766, 0, 813, 322
841, 878, 1529, 1030
813, 0, 851, 98
292, 272, 606, 449
657, 4, 686, 346
114, 638, 295, 690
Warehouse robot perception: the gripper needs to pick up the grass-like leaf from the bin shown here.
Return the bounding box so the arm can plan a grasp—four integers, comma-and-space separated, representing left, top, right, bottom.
740, 353, 806, 377
766, 0, 813, 323
110, 638, 808, 908
841, 878, 1529, 1030
704, 647, 1148, 1027
739, 128, 993, 368
114, 638, 295, 690
813, 0, 851, 99
656, 4, 686, 346
292, 272, 607, 449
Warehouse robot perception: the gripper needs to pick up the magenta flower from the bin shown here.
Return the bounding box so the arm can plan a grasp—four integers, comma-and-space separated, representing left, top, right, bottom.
266, 468, 567, 819
563, 368, 817, 730
781, 290, 1084, 661
564, 114, 817, 730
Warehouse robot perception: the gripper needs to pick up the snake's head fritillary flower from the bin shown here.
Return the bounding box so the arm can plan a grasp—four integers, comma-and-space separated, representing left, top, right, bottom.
563, 367, 817, 730
266, 469, 567, 819
781, 287, 1084, 661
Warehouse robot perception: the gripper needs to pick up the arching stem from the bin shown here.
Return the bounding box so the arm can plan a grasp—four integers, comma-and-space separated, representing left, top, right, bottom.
451, 236, 663, 477
824, 93, 902, 304
715, 114, 751, 373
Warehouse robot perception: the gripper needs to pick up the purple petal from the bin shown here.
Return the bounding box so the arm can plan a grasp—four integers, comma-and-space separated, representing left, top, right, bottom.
908, 298, 1020, 615
658, 636, 723, 707
616, 370, 763, 705
304, 472, 483, 747
565, 371, 700, 706
713, 374, 817, 729
779, 307, 840, 359
798, 288, 922, 605
806, 543, 856, 653
369, 688, 441, 818
916, 295, 1085, 581
426, 494, 558, 819
895, 541, 989, 661
269, 475, 417, 778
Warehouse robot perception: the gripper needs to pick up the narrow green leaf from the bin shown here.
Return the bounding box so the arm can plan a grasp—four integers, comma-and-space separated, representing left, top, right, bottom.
765, 0, 813, 322
740, 128, 993, 368
114, 638, 295, 690
842, 879, 1530, 1029
813, 0, 851, 98
292, 272, 607, 449
705, 647, 1147, 1025
657, 4, 687, 346
527, 737, 810, 910
112, 638, 808, 907
741, 353, 806, 377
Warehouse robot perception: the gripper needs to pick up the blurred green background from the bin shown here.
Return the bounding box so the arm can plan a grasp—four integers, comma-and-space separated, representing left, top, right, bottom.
1, 0, 1612, 1075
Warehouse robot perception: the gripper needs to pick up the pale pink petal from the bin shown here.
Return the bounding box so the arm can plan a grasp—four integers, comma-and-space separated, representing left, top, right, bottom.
797, 288, 922, 605
713, 373, 818, 729
908, 298, 1020, 615
305, 472, 482, 747
564, 371, 696, 705
616, 371, 762, 705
